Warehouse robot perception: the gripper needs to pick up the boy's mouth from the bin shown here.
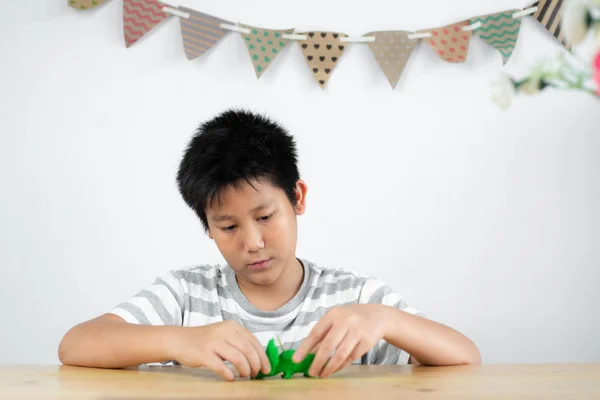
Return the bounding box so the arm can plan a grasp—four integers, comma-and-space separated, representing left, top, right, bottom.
248, 258, 272, 269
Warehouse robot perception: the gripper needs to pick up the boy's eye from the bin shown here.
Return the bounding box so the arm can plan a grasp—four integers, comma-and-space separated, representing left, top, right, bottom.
258, 212, 274, 221
221, 225, 236, 232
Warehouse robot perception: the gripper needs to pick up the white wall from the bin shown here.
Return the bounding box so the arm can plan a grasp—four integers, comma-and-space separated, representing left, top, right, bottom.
1, 0, 599, 365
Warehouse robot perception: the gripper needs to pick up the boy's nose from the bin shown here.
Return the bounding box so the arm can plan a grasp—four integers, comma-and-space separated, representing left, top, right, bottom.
242, 227, 265, 252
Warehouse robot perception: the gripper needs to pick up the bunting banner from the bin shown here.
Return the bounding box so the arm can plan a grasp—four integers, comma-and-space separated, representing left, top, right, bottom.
420, 21, 473, 63
68, 0, 109, 9
531, 0, 571, 50
366, 31, 417, 89
297, 32, 348, 88
471, 10, 523, 65
240, 25, 295, 78
123, 0, 170, 47
179, 8, 232, 60
69, 0, 574, 90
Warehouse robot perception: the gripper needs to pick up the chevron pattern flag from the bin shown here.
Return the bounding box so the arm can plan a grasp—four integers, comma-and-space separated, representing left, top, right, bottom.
68, 0, 108, 10
471, 10, 522, 65
123, 0, 170, 47
531, 0, 571, 50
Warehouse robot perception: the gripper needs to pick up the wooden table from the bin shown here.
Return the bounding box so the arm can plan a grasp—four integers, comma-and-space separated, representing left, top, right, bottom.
2, 364, 599, 399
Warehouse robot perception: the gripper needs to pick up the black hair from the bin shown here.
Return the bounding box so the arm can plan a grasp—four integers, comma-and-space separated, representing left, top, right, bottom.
176, 108, 300, 231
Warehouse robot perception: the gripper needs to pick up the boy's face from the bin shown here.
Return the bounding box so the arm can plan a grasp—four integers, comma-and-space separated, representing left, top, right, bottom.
205, 178, 307, 288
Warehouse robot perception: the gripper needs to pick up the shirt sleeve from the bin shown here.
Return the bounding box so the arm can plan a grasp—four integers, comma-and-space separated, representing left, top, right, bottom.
358, 277, 426, 365
108, 271, 186, 326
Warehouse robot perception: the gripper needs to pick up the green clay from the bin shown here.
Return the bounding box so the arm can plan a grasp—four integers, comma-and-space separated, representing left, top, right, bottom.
252, 338, 315, 380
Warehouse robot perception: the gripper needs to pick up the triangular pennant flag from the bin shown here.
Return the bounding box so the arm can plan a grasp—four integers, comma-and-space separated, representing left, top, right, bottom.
530, 0, 571, 50
123, 0, 170, 47
178, 7, 231, 60
68, 0, 108, 10
471, 10, 522, 65
418, 21, 473, 63
365, 31, 417, 89
297, 32, 348, 88
239, 24, 295, 78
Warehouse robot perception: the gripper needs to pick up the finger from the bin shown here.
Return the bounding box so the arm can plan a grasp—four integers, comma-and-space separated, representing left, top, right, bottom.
237, 327, 272, 375
293, 320, 333, 363
202, 352, 235, 381
320, 336, 360, 378
309, 327, 348, 378
250, 337, 272, 375
334, 341, 370, 374
215, 345, 252, 378
227, 335, 261, 378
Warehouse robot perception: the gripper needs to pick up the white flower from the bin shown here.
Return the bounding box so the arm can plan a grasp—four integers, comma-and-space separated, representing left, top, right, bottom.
562, 0, 591, 46
491, 73, 516, 110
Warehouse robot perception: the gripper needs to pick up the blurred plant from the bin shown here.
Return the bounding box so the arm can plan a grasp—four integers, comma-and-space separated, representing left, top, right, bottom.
491, 0, 600, 109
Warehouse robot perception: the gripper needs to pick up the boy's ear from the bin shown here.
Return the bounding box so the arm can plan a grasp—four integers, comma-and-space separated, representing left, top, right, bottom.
293, 179, 308, 215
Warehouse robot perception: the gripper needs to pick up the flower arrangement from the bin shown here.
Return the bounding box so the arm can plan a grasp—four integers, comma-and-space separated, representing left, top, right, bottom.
491, 0, 600, 109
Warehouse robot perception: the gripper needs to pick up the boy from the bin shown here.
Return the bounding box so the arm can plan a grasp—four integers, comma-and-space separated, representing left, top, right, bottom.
58, 109, 480, 381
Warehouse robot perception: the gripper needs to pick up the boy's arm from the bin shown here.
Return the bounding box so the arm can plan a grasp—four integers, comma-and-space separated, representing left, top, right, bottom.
360, 278, 480, 366
293, 278, 480, 377
58, 270, 271, 380
58, 313, 179, 368
382, 307, 481, 366
58, 313, 272, 380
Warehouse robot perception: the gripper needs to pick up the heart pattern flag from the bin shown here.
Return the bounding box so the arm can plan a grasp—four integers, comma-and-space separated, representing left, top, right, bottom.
239, 24, 295, 78
123, 0, 170, 47
530, 0, 571, 50
365, 31, 417, 89
179, 7, 232, 60
297, 32, 348, 88
471, 10, 522, 64
419, 21, 473, 63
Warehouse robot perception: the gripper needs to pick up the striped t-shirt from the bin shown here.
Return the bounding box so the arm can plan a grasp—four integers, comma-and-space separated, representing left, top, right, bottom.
109, 258, 425, 365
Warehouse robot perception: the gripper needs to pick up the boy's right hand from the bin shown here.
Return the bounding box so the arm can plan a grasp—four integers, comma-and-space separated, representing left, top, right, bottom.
167, 320, 271, 381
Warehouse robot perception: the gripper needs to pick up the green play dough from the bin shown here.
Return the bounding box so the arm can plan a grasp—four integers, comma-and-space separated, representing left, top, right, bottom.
253, 339, 315, 380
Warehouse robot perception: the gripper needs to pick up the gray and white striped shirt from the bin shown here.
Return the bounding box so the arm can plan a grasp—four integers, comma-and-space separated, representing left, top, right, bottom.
109, 258, 425, 365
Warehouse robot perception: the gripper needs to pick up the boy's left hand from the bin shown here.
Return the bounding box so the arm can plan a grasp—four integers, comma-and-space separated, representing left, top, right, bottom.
292, 304, 391, 378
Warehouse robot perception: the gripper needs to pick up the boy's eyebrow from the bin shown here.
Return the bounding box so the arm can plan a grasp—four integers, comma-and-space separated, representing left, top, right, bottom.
211, 201, 274, 222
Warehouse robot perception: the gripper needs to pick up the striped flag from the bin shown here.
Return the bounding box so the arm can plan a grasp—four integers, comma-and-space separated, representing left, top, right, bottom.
179, 8, 232, 60
471, 10, 522, 65
530, 0, 571, 50
123, 0, 170, 47
68, 0, 109, 10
